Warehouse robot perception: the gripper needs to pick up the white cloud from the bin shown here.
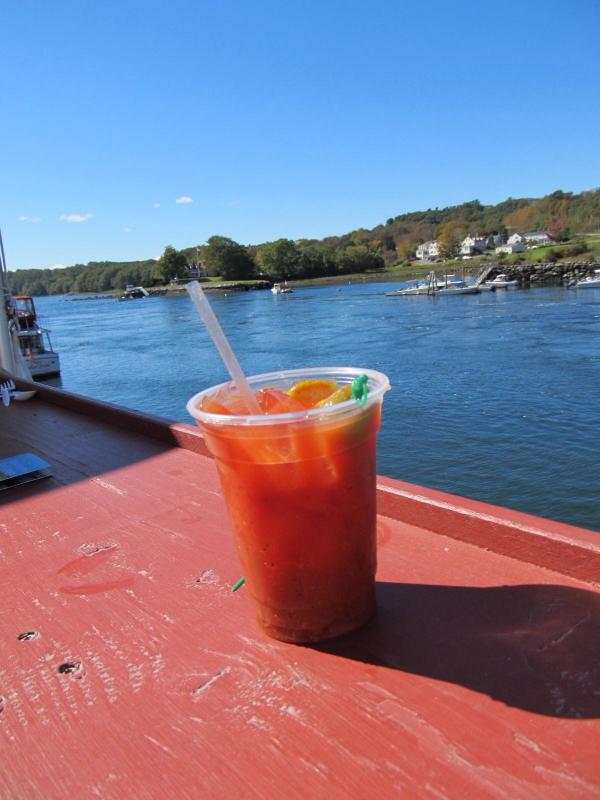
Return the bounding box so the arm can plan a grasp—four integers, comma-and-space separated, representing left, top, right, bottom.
59, 212, 93, 223
123, 227, 132, 233
49, 264, 66, 270
153, 203, 160, 208
175, 196, 193, 204
18, 215, 41, 222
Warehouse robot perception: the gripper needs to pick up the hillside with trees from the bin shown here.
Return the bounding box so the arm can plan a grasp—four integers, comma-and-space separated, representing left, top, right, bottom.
8, 187, 600, 295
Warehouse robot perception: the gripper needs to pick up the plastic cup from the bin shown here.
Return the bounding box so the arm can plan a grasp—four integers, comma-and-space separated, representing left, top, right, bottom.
186, 367, 390, 643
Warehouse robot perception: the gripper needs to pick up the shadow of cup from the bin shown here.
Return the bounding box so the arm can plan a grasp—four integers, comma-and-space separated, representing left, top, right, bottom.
315, 582, 600, 719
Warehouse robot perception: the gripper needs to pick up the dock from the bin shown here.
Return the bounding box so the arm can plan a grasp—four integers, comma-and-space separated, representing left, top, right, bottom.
1, 373, 599, 798
473, 263, 496, 286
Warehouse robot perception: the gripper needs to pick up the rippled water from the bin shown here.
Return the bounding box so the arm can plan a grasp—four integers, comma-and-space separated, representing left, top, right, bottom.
34, 283, 600, 532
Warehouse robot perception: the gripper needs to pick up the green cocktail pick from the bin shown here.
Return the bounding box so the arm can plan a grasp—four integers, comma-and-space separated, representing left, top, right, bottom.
231, 577, 245, 592
351, 374, 369, 406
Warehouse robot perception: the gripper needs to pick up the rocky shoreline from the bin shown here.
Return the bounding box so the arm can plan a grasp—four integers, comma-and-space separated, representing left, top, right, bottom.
490, 261, 599, 286
145, 280, 271, 295
65, 280, 271, 300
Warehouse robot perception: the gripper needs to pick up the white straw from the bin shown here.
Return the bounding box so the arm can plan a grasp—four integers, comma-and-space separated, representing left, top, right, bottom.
186, 281, 261, 414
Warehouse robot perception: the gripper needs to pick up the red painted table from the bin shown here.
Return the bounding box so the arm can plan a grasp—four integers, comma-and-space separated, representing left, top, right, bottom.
1, 383, 600, 798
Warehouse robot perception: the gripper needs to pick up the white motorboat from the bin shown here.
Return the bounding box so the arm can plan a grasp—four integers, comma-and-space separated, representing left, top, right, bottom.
11, 295, 61, 378
436, 274, 466, 288
386, 271, 438, 296
484, 273, 518, 288
575, 274, 600, 288
437, 284, 480, 296
386, 283, 432, 296
387, 272, 473, 297
271, 282, 293, 294
119, 285, 149, 300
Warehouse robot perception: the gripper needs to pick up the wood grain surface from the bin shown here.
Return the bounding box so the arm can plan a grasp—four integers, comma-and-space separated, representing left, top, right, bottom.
1, 396, 599, 798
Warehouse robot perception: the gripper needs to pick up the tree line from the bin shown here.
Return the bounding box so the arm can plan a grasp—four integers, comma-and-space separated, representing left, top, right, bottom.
8, 187, 600, 295
8, 236, 385, 296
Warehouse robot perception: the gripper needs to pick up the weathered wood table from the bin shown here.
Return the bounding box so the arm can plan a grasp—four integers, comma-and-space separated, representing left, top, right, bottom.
1, 382, 600, 798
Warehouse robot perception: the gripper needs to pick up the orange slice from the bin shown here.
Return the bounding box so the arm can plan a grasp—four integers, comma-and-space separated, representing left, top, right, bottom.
315, 384, 352, 407
287, 378, 339, 409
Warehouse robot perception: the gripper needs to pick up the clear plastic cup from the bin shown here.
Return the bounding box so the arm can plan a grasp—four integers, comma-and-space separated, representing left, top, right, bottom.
187, 367, 390, 643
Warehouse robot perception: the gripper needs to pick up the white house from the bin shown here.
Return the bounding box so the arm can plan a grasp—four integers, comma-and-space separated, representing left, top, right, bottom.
507, 233, 526, 246
523, 231, 553, 246
495, 243, 526, 254
415, 240, 439, 260
460, 235, 488, 256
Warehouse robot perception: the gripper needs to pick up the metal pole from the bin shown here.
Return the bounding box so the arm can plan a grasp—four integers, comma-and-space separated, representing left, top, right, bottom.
0, 227, 16, 373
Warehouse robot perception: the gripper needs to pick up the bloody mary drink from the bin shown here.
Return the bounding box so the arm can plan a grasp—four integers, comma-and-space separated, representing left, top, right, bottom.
187, 367, 390, 643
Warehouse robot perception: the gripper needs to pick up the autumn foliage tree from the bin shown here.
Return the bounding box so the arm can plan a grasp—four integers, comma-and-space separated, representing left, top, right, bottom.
547, 218, 570, 242
436, 221, 464, 260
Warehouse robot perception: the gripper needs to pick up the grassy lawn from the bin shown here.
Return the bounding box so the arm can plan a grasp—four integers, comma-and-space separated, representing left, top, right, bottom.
292, 263, 437, 287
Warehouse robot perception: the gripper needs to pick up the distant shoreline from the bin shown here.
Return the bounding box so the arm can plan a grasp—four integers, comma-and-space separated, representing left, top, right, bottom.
60, 259, 600, 300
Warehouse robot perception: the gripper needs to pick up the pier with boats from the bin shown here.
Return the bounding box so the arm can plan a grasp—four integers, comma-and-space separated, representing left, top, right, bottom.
384, 265, 517, 297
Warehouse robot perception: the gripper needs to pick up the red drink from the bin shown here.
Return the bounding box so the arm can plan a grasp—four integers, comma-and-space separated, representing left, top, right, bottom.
187, 368, 390, 643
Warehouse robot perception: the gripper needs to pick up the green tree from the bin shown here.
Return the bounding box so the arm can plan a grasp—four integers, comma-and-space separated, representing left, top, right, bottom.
298, 245, 330, 278
203, 236, 255, 280
437, 221, 463, 260
335, 245, 384, 274
22, 280, 47, 296
256, 239, 301, 280
155, 245, 188, 283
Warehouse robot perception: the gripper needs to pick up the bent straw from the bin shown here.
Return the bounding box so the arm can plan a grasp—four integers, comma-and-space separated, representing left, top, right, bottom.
186, 281, 261, 414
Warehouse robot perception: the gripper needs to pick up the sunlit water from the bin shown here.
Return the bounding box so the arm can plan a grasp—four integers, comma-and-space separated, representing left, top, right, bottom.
34, 282, 600, 532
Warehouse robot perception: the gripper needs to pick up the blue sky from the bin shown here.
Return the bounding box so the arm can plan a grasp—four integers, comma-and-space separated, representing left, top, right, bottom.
2, 0, 599, 269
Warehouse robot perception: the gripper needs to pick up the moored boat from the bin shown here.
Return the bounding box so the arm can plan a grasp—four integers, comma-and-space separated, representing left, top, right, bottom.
11, 295, 60, 378
119, 285, 150, 300
271, 282, 293, 294
387, 272, 474, 297
484, 273, 518, 288
575, 273, 600, 288
386, 271, 437, 296
437, 284, 480, 295
386, 283, 432, 296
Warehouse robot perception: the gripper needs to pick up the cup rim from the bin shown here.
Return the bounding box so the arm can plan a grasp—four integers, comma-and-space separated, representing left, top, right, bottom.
186, 366, 390, 427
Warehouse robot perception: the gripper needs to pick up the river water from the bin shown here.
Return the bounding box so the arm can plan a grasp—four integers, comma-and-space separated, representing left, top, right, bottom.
34, 282, 600, 532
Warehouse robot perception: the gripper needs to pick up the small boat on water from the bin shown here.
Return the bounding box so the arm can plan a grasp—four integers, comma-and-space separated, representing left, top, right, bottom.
271, 282, 293, 294
119, 285, 149, 300
437, 284, 480, 296
387, 272, 476, 297
386, 271, 437, 296
484, 273, 518, 289
386, 283, 432, 296
575, 271, 600, 289
11, 295, 60, 378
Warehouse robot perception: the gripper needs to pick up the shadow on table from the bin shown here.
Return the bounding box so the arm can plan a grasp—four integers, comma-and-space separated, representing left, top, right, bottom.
315, 582, 600, 719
